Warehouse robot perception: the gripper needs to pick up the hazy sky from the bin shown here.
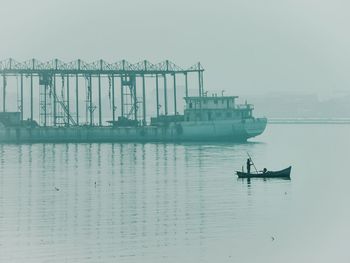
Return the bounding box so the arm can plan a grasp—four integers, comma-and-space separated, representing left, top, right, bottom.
1, 0, 350, 97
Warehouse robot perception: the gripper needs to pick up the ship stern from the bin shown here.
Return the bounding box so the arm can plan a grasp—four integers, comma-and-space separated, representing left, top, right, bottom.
243, 117, 267, 140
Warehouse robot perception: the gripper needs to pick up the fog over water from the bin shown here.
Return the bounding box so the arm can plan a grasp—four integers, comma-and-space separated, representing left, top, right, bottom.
1, 0, 350, 98
0, 124, 349, 263
0, 1, 349, 262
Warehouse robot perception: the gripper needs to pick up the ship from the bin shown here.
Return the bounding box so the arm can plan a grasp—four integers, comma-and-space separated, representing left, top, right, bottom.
0, 59, 266, 143
0, 95, 266, 143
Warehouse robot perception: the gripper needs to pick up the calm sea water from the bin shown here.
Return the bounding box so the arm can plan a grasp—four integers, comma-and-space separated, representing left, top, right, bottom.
0, 124, 349, 263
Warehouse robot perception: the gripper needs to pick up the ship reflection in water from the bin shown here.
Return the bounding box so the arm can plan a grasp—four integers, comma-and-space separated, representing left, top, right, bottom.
0, 124, 349, 262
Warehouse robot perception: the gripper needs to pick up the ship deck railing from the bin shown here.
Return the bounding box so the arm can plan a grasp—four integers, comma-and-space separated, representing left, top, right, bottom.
235, 104, 254, 110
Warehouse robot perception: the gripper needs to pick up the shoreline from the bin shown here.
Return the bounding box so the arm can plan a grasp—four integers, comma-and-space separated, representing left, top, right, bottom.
268, 118, 350, 124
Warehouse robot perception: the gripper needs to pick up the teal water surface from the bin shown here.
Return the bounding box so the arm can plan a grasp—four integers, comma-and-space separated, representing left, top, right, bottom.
0, 124, 349, 263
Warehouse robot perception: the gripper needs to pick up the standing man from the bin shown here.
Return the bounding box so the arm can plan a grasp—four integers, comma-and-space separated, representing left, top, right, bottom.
246, 158, 252, 174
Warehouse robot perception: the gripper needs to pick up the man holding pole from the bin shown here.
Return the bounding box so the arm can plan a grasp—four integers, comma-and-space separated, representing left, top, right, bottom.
246, 152, 259, 174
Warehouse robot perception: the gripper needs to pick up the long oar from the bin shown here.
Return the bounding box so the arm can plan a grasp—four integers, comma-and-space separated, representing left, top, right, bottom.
247, 152, 259, 174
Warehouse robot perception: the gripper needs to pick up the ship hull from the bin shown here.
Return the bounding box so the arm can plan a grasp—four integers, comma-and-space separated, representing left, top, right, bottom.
0, 118, 267, 143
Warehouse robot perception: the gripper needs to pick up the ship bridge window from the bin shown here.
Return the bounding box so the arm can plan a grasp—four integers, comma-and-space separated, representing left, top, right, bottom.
189, 102, 193, 109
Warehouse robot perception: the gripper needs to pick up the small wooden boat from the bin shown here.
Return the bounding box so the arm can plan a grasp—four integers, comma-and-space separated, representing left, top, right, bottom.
236, 166, 292, 179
